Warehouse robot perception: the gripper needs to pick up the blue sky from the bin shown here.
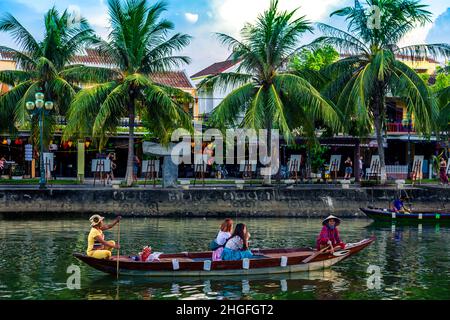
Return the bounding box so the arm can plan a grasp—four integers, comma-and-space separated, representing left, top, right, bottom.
0, 0, 449, 76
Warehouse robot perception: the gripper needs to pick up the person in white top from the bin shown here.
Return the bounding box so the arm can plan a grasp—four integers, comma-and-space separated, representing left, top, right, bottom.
221, 223, 253, 261
211, 219, 233, 261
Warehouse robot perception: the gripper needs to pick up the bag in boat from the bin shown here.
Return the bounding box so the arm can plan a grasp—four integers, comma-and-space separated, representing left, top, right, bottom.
209, 240, 222, 251
139, 246, 152, 261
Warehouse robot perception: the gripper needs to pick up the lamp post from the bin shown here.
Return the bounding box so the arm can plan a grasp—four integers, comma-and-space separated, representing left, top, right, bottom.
402, 114, 412, 178
26, 93, 54, 189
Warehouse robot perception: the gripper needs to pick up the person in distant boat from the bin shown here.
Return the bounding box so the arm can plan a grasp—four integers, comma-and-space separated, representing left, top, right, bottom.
86, 215, 121, 259
439, 158, 449, 185
316, 215, 345, 254
221, 223, 253, 261
211, 218, 233, 261
391, 196, 411, 213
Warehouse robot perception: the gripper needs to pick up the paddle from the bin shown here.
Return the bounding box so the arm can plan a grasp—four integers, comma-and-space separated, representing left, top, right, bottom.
302, 245, 331, 264
116, 220, 120, 280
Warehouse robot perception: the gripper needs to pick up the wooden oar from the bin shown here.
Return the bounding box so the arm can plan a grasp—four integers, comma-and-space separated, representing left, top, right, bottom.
116, 221, 120, 280
302, 245, 331, 264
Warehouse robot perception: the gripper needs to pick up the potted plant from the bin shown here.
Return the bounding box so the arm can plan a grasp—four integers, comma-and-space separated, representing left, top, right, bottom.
12, 166, 25, 180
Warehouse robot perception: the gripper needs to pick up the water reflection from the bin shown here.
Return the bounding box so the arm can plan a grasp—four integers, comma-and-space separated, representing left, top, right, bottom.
84, 270, 344, 300
0, 217, 449, 300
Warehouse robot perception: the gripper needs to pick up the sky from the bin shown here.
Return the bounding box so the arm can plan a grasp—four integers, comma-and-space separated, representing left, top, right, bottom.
0, 0, 449, 76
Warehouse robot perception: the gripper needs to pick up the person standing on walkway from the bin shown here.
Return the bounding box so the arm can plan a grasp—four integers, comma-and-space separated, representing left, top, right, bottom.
133, 155, 141, 182
359, 156, 364, 179
440, 158, 449, 185
344, 157, 353, 180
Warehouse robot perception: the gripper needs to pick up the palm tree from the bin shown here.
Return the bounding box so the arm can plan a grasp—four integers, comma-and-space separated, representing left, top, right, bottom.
0, 7, 95, 147
311, 0, 450, 182
63, 0, 192, 186
203, 0, 340, 183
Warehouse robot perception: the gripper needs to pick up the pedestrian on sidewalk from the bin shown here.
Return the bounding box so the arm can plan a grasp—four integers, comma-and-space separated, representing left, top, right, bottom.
439, 157, 449, 185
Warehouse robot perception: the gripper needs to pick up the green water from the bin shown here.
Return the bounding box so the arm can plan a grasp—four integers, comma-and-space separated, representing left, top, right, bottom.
0, 217, 449, 300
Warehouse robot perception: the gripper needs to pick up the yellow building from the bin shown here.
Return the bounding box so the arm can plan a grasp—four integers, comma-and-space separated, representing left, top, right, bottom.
0, 51, 16, 94
397, 54, 440, 75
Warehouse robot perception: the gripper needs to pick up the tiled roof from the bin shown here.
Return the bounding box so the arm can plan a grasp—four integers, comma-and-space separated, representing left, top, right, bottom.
0, 50, 16, 61
191, 59, 240, 78
150, 71, 194, 89
70, 49, 115, 67
0, 48, 193, 89
340, 53, 439, 64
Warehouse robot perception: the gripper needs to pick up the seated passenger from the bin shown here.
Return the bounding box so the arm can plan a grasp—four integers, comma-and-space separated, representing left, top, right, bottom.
86, 214, 121, 259
316, 215, 345, 253
211, 218, 233, 261
221, 223, 253, 261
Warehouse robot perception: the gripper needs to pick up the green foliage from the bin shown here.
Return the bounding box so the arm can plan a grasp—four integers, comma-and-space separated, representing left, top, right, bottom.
0, 6, 95, 148
310, 0, 450, 175
63, 0, 192, 185
204, 0, 340, 144
290, 45, 339, 72
308, 144, 329, 172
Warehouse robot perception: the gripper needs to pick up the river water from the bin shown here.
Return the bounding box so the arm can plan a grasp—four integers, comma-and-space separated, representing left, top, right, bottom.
0, 217, 449, 300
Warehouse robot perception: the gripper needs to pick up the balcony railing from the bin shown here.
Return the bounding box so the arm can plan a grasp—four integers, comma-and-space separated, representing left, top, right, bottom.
387, 122, 415, 133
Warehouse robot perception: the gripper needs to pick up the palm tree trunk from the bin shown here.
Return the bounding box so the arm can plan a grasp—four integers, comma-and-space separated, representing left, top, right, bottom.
125, 101, 135, 186
373, 105, 387, 184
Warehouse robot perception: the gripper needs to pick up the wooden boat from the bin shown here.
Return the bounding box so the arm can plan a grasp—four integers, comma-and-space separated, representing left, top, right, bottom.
73, 237, 374, 277
360, 207, 450, 223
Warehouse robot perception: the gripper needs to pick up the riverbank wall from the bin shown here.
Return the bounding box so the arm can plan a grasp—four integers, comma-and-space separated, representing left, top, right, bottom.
0, 186, 449, 218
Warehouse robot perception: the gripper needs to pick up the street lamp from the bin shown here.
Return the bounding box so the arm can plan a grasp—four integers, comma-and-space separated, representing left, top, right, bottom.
26, 92, 54, 189
402, 113, 412, 178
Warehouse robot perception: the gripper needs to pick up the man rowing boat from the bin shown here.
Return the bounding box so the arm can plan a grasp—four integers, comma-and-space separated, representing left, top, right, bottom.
86, 215, 121, 259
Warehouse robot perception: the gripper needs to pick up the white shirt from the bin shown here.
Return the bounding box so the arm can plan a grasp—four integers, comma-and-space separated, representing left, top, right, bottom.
215, 231, 231, 246
225, 236, 244, 250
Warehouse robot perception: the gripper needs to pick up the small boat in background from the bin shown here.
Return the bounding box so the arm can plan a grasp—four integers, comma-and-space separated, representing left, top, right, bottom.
73, 237, 375, 277
360, 207, 450, 223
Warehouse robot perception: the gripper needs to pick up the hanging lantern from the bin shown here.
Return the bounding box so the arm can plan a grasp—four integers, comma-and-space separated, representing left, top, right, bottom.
68, 141, 73, 148
2, 138, 7, 145
85, 140, 91, 148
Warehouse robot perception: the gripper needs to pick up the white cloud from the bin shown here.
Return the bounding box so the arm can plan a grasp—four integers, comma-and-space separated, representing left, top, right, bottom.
209, 0, 342, 38
185, 12, 199, 24
184, 0, 343, 75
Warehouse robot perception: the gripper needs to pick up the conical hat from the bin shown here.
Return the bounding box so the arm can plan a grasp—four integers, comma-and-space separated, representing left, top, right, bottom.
89, 214, 105, 227
322, 215, 341, 226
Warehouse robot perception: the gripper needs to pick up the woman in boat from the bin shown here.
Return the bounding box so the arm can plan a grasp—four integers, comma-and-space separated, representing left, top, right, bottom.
221, 223, 253, 261
86, 214, 121, 259
316, 215, 345, 253
211, 218, 233, 261
439, 158, 448, 185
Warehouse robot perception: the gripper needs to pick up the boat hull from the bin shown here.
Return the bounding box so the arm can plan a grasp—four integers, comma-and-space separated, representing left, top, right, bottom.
73, 237, 374, 277
360, 207, 450, 223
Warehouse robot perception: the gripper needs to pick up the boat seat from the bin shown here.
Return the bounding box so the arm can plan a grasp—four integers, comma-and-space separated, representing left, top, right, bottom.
264, 252, 312, 259
158, 258, 194, 262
